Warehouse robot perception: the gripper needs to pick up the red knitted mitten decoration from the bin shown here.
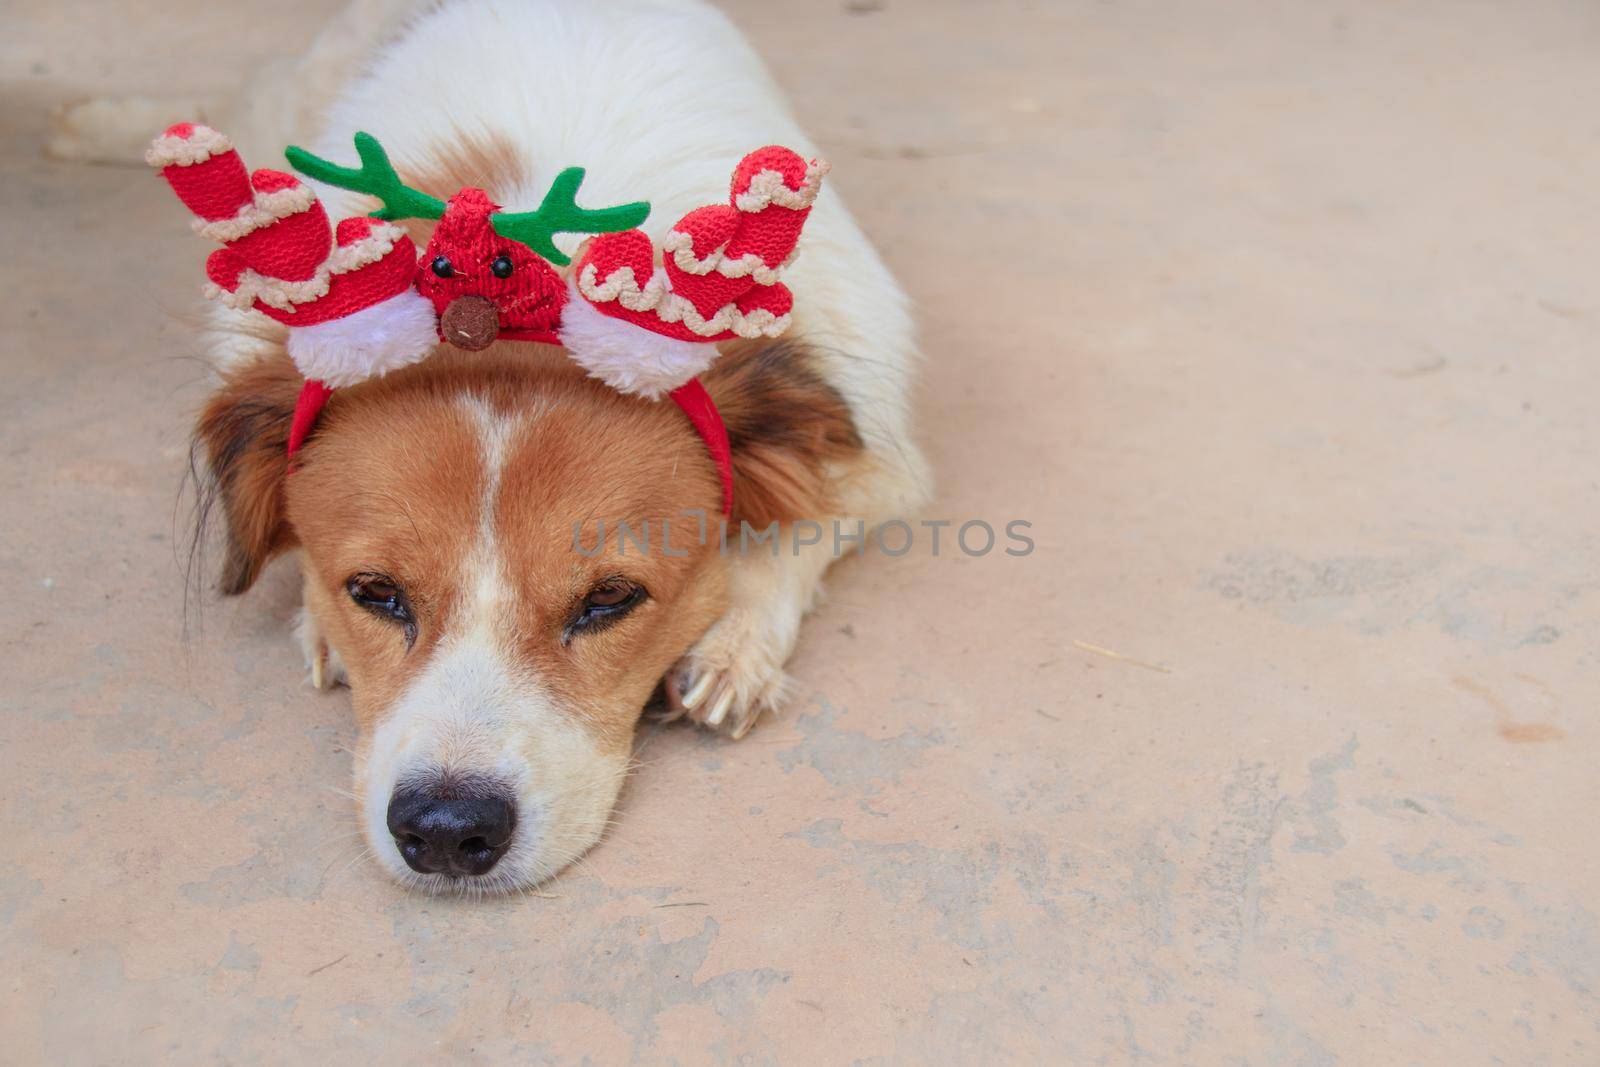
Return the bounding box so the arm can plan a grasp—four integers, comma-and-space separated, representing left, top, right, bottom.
559, 146, 826, 399
147, 123, 437, 390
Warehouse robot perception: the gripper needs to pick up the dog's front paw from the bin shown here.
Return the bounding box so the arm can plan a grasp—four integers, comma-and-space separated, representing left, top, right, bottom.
293, 608, 348, 690
664, 610, 791, 739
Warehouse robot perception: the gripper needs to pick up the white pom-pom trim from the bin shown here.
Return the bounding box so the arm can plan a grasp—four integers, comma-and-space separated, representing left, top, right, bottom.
286, 288, 439, 388
732, 158, 829, 213
207, 222, 406, 311
558, 278, 720, 400
577, 263, 790, 340
144, 125, 234, 168
663, 229, 798, 285
193, 183, 316, 242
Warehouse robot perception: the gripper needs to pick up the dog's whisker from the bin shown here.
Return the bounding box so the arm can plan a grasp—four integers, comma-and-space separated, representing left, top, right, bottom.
319, 846, 376, 894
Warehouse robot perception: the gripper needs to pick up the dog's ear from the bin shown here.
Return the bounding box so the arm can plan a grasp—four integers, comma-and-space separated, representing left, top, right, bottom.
703, 337, 863, 528
193, 351, 303, 595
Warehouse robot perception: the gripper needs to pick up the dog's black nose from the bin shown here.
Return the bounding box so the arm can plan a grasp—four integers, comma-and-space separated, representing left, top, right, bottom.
386, 788, 516, 877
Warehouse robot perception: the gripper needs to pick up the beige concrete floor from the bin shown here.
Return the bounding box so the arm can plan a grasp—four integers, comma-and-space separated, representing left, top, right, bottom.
4, 1, 1599, 1062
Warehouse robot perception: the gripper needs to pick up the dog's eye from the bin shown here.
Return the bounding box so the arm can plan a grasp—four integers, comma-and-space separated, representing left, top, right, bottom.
430, 255, 454, 278
564, 579, 646, 642
490, 254, 514, 279
587, 581, 636, 609
347, 573, 417, 644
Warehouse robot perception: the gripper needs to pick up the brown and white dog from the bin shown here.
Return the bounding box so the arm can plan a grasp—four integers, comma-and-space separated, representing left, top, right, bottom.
140, 0, 928, 893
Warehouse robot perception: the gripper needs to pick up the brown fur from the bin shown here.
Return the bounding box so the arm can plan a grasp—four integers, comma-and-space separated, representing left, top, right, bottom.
193, 355, 302, 594
705, 337, 863, 528
195, 324, 860, 755
390, 126, 532, 246
200, 336, 860, 588
285, 343, 728, 748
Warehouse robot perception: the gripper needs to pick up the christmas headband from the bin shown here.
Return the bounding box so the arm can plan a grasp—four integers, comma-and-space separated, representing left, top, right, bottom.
146, 123, 830, 513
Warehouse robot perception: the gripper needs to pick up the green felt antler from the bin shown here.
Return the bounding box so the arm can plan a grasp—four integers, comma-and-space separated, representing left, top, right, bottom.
489, 167, 650, 266
284, 132, 447, 222
285, 132, 651, 265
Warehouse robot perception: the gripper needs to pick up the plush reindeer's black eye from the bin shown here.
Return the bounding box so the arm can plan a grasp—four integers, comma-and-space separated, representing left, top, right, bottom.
347, 573, 417, 645
490, 254, 514, 279
563, 578, 646, 643
430, 255, 454, 278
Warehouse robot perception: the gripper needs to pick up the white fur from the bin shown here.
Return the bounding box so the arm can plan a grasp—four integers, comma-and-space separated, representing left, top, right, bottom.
361, 626, 623, 893
111, 0, 932, 892
557, 277, 719, 398
285, 288, 438, 387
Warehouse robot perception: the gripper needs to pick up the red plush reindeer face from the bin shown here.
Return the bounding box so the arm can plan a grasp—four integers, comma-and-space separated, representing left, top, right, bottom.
415, 188, 570, 348
148, 124, 828, 514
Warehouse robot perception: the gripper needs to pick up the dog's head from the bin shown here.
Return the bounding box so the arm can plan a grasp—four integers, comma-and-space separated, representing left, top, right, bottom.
194, 339, 857, 892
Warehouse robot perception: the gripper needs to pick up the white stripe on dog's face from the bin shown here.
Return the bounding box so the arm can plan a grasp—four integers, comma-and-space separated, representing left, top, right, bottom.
355, 396, 624, 893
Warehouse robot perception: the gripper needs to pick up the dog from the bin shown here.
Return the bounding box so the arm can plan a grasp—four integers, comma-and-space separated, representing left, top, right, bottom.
135, 0, 928, 893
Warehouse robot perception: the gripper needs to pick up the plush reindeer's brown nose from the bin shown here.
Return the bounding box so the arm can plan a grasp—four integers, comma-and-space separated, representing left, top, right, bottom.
441, 295, 500, 350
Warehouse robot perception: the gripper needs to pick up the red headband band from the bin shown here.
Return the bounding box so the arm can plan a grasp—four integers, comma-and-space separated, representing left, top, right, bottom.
147, 124, 828, 514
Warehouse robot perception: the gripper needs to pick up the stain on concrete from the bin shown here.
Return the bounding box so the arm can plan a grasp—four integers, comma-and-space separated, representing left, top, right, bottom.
1357, 791, 1523, 847
1454, 676, 1567, 744
217, 933, 262, 973
1208, 548, 1432, 614
1389, 842, 1490, 893
1194, 762, 1283, 976
1283, 736, 1358, 854
0, 870, 42, 926
1505, 885, 1600, 999
1207, 549, 1566, 649
1518, 624, 1561, 646
180, 847, 328, 907
786, 819, 1024, 950
1130, 832, 1177, 947
776, 698, 946, 794
1497, 721, 1565, 743
1330, 877, 1405, 927
561, 916, 787, 1046
1462, 906, 1505, 941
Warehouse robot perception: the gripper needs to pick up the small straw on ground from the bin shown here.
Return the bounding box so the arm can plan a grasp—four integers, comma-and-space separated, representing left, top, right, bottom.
1071, 639, 1172, 674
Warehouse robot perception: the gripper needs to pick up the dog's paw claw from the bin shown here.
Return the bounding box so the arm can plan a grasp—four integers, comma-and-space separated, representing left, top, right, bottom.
294, 608, 348, 690
664, 641, 789, 740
